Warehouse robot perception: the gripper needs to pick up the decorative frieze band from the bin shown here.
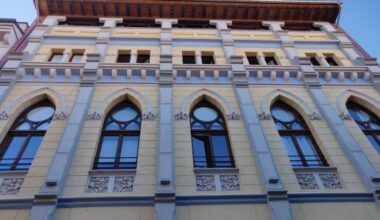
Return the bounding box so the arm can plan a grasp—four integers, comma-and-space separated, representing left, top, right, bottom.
86, 112, 157, 120
195, 174, 240, 192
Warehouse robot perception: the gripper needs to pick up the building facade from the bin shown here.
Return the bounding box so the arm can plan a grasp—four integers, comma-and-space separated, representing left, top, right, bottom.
0, 0, 380, 219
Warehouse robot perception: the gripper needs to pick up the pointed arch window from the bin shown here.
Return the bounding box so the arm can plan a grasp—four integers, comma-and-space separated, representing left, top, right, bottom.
347, 101, 380, 154
94, 102, 141, 170
0, 101, 55, 171
271, 101, 328, 167
190, 102, 235, 168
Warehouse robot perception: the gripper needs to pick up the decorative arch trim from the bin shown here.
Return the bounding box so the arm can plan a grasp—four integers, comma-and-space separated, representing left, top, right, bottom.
93, 87, 154, 120
178, 88, 240, 120
1, 87, 67, 120
336, 89, 380, 116
261, 89, 321, 120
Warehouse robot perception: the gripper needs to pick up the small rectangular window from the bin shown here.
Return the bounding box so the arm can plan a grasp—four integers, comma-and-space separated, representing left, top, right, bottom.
136, 51, 150, 64
246, 55, 259, 65
49, 52, 63, 63
201, 52, 215, 64
69, 53, 84, 63
265, 56, 278, 65
182, 51, 196, 64
117, 54, 131, 63
325, 57, 339, 66
309, 57, 320, 66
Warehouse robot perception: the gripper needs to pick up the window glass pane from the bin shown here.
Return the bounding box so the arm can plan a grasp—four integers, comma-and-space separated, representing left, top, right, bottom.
16, 122, 30, 130
27, 106, 55, 122
292, 122, 305, 130
192, 135, 208, 168
210, 123, 224, 130
98, 136, 119, 168
369, 122, 380, 129
325, 57, 338, 66
201, 56, 215, 64
36, 122, 50, 131
265, 56, 277, 65
17, 136, 43, 170
112, 106, 138, 122
281, 135, 302, 167
70, 54, 83, 63
275, 122, 287, 130
367, 135, 380, 154
247, 56, 259, 65
105, 122, 120, 130
120, 136, 139, 169
191, 122, 205, 130
309, 57, 320, 66
126, 122, 140, 131
211, 135, 233, 167
183, 55, 196, 64
348, 108, 370, 122
296, 135, 322, 166
193, 107, 218, 122
0, 136, 26, 170
50, 54, 63, 62
137, 54, 150, 63
117, 54, 131, 63
271, 106, 295, 122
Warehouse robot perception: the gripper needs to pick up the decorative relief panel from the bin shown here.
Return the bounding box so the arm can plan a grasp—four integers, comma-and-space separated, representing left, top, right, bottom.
319, 174, 343, 189
196, 175, 216, 191
296, 174, 319, 190
0, 111, 9, 120
87, 176, 135, 193
220, 175, 240, 191
87, 177, 109, 193
338, 112, 352, 120
52, 111, 68, 120
142, 112, 157, 120
175, 112, 189, 120
86, 112, 102, 120
113, 176, 135, 192
308, 112, 322, 120
258, 112, 272, 120
296, 172, 343, 190
0, 177, 24, 195
226, 112, 240, 120
196, 174, 240, 192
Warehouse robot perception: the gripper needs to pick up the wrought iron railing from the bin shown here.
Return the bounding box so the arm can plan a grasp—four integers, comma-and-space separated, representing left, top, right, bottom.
93, 157, 137, 169
288, 154, 328, 168
193, 156, 235, 168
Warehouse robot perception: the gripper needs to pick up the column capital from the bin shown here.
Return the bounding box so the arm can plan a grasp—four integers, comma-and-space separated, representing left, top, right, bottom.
262, 21, 284, 32
99, 17, 123, 28
42, 16, 66, 26
155, 19, 178, 29
210, 20, 232, 31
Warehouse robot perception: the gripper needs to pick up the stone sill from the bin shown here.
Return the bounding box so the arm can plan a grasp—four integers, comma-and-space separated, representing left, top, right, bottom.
293, 166, 338, 173
89, 169, 137, 176
0, 170, 27, 177
194, 168, 239, 174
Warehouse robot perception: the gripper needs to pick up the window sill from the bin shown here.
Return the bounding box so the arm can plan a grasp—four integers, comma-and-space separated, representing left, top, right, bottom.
293, 166, 337, 173
0, 170, 28, 176
194, 168, 239, 174
89, 169, 137, 176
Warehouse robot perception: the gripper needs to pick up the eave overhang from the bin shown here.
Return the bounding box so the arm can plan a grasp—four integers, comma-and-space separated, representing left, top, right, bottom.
36, 0, 341, 23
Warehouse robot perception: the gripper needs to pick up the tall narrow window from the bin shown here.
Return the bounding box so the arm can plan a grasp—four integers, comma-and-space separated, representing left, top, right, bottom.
49, 52, 63, 63
136, 51, 150, 64
271, 101, 328, 167
94, 102, 141, 170
347, 101, 380, 153
0, 101, 55, 171
190, 102, 235, 168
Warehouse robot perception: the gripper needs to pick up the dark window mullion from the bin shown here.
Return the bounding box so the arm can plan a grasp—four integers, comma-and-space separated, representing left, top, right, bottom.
11, 135, 32, 170
115, 134, 124, 169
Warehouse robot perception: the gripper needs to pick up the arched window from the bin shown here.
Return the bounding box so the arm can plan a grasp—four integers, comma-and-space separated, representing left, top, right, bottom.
271, 101, 328, 167
347, 101, 380, 153
0, 101, 55, 171
94, 102, 141, 169
190, 101, 235, 168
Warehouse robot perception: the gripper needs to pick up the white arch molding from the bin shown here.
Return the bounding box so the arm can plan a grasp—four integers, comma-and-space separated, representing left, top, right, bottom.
89, 87, 156, 120
0, 87, 68, 120
336, 89, 380, 120
261, 89, 321, 120
177, 88, 240, 120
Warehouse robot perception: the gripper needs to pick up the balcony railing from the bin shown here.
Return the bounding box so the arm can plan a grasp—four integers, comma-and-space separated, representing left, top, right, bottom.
193, 156, 235, 168
93, 157, 137, 170
288, 154, 329, 168
0, 158, 33, 171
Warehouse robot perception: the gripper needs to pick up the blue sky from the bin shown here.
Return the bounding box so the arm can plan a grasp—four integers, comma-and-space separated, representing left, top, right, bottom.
0, 0, 379, 60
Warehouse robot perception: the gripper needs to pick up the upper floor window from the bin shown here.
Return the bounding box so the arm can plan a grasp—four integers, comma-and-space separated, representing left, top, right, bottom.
0, 101, 55, 171
93, 102, 141, 170
69, 51, 84, 63
117, 50, 131, 63
49, 52, 64, 63
265, 56, 278, 65
190, 102, 235, 168
306, 54, 321, 66
201, 52, 215, 64
136, 51, 150, 64
182, 51, 196, 64
246, 52, 259, 65
271, 101, 328, 167
324, 55, 339, 66
347, 101, 380, 154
